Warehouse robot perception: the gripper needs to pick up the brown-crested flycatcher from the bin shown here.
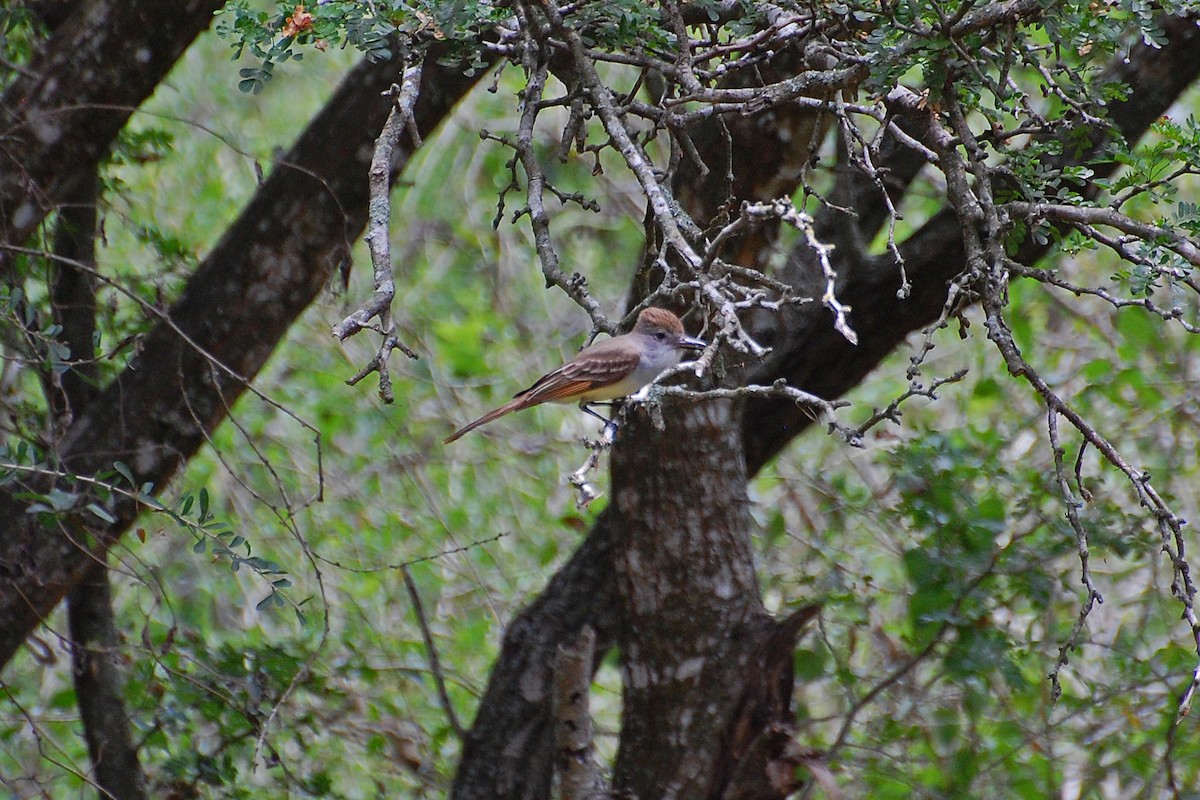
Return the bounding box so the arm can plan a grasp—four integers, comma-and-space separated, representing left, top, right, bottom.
444, 307, 706, 443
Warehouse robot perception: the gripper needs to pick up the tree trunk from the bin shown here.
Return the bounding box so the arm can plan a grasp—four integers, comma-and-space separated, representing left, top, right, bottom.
609, 399, 796, 799
68, 562, 147, 800
450, 12, 1200, 798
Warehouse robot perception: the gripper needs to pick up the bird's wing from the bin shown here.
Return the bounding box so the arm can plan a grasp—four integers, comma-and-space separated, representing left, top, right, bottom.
516, 343, 641, 404
446, 339, 640, 443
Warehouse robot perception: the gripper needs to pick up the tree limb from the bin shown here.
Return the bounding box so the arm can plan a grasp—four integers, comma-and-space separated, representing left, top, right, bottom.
0, 0, 225, 276
333, 58, 425, 404
0, 49, 484, 672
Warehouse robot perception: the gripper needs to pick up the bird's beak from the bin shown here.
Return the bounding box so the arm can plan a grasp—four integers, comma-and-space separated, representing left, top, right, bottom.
678, 335, 707, 351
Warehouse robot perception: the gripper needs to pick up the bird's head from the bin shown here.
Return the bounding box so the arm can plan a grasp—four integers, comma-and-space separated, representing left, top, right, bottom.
632, 307, 707, 351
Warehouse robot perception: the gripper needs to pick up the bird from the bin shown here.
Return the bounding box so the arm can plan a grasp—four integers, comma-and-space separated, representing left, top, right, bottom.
444, 307, 706, 443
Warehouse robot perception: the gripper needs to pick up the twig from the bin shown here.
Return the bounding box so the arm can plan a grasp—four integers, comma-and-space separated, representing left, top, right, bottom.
309, 532, 509, 574
402, 566, 465, 740
1006, 201, 1200, 268
852, 368, 969, 437
1008, 262, 1200, 334
333, 59, 424, 401
821, 548, 1002, 769
796, 209, 859, 346
568, 423, 615, 509
1046, 407, 1104, 701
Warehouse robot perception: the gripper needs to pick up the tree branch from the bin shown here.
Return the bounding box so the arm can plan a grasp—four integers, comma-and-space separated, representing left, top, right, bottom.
0, 49, 484, 671
403, 566, 465, 741
0, 0, 225, 275
332, 58, 425, 404
1006, 200, 1200, 268
52, 169, 148, 800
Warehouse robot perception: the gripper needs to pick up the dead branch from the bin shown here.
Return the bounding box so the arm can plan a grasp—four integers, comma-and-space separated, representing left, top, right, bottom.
333, 59, 425, 401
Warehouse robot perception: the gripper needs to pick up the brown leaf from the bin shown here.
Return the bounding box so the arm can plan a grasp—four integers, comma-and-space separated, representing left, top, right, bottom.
281, 5, 315, 38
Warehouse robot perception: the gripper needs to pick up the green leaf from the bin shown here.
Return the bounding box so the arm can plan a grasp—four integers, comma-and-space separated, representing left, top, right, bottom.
113, 461, 135, 486
86, 503, 117, 524
793, 648, 827, 680
42, 488, 79, 512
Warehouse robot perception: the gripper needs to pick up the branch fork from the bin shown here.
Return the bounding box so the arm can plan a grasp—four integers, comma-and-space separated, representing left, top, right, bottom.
333, 60, 426, 402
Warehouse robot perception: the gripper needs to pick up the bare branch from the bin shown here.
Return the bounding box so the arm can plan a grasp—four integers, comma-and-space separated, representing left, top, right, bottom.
1045, 408, 1105, 702
568, 424, 616, 510
403, 566, 466, 741
628, 375, 857, 445
1009, 262, 1200, 333
333, 60, 425, 401
851, 368, 970, 437
1006, 201, 1200, 268
509, 8, 612, 334
980, 280, 1200, 681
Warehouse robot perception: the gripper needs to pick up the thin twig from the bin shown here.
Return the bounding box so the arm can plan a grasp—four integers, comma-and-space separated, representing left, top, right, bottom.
403, 566, 466, 740
1006, 201, 1200, 268
568, 424, 615, 509
333, 58, 425, 401
1046, 407, 1104, 701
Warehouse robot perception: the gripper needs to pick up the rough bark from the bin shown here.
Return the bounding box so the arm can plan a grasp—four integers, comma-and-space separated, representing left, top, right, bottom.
68, 562, 146, 800
450, 13, 1200, 799
607, 399, 764, 799
0, 52, 484, 670
551, 626, 603, 800
48, 171, 101, 423
0, 0, 226, 269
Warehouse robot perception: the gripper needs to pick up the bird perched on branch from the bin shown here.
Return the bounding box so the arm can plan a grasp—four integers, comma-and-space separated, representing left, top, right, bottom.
444, 307, 706, 444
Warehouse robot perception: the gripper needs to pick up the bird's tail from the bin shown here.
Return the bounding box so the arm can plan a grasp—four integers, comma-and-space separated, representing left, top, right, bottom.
443, 398, 526, 444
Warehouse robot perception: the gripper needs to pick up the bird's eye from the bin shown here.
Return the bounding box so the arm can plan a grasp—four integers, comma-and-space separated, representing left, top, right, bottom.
655, 331, 666, 341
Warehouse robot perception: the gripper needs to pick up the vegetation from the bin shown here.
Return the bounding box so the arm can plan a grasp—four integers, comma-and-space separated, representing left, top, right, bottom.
3, 1, 1200, 798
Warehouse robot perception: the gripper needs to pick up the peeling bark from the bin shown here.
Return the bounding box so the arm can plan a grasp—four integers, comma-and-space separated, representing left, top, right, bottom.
608, 399, 763, 798
552, 626, 604, 800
